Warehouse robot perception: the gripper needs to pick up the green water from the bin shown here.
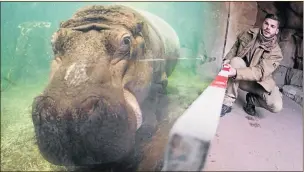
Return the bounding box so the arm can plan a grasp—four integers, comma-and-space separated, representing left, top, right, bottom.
1, 2, 225, 171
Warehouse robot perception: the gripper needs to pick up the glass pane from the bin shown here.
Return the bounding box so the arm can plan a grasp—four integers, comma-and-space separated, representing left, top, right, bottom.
1, 2, 228, 171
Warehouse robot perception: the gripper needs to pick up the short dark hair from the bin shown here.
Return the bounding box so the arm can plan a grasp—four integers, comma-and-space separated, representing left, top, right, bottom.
264, 13, 281, 27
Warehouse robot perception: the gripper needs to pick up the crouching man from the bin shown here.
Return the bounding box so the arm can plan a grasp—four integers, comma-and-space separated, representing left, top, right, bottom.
221, 14, 284, 117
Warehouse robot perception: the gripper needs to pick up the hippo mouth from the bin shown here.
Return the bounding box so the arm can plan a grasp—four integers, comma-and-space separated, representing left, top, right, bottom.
31, 87, 141, 166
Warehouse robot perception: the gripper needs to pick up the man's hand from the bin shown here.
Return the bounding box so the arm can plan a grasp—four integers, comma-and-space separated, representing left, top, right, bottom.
229, 67, 237, 77
224, 64, 237, 77
222, 60, 237, 77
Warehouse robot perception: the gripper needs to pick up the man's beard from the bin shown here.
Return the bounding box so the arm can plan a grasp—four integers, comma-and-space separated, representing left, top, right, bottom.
262, 29, 276, 38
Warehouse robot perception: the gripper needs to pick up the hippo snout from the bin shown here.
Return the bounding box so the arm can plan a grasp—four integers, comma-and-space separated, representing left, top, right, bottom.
32, 95, 135, 166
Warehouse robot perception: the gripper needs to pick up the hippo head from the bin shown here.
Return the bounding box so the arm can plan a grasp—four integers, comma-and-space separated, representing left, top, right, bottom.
31, 5, 159, 166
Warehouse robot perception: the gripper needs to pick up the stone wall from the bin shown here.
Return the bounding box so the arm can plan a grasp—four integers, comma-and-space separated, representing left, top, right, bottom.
224, 2, 258, 56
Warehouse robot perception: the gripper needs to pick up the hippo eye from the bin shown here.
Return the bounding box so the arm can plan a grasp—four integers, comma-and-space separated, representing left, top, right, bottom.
111, 34, 133, 60
118, 35, 132, 54
122, 36, 131, 45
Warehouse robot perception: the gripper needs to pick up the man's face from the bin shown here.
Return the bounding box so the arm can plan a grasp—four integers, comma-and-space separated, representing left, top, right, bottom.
262, 18, 279, 38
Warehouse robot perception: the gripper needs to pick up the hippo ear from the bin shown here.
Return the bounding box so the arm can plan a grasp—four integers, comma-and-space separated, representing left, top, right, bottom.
51, 30, 68, 56
134, 22, 143, 34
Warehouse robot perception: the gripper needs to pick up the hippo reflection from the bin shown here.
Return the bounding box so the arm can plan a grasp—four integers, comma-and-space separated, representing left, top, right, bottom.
31, 5, 180, 169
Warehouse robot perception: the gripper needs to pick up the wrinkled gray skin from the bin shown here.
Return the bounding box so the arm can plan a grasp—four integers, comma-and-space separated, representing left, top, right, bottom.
31, 5, 180, 170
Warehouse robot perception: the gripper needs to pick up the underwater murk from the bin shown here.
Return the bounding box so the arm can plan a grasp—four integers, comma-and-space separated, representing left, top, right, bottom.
1, 2, 227, 171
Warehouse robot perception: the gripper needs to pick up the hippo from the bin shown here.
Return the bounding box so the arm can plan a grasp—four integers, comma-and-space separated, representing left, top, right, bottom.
31, 4, 180, 170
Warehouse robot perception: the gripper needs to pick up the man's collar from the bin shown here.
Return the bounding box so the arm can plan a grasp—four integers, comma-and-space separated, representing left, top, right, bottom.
247, 27, 260, 35
247, 27, 277, 51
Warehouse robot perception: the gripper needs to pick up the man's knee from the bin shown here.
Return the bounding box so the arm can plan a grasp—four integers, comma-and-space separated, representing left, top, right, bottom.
230, 57, 246, 68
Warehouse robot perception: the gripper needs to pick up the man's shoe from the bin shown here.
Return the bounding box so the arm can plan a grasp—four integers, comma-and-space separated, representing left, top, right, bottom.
243, 93, 257, 116
220, 104, 232, 117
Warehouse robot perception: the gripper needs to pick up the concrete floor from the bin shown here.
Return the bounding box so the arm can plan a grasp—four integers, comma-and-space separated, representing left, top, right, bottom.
204, 90, 303, 171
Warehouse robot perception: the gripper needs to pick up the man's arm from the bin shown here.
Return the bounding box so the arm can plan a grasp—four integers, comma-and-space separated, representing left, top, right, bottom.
234, 48, 283, 81
223, 40, 239, 62
223, 31, 245, 62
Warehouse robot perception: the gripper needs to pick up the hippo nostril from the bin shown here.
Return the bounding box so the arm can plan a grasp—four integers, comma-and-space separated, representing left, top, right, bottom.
32, 95, 57, 125
80, 96, 100, 114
